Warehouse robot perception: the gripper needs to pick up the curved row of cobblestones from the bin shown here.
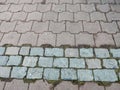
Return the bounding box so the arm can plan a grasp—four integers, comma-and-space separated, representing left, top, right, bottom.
0, 46, 119, 82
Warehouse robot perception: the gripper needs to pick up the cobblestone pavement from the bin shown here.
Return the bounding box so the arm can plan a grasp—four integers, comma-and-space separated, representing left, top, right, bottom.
0, 0, 120, 89
0, 0, 120, 47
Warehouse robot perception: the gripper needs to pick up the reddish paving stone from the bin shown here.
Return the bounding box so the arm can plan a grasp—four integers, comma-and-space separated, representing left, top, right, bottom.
0, 32, 20, 46
95, 33, 115, 47
29, 80, 53, 90
18, 32, 38, 46
106, 83, 120, 90
0, 80, 5, 90
76, 33, 95, 47
37, 32, 56, 46
79, 82, 104, 90
114, 33, 120, 47
54, 81, 78, 90
4, 79, 28, 90
56, 32, 75, 46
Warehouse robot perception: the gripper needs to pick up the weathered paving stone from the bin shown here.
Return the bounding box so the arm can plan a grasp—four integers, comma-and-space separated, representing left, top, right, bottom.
38, 57, 53, 67
86, 59, 102, 69
94, 69, 118, 82
19, 46, 30, 55
103, 59, 118, 68
30, 47, 44, 56
0, 67, 11, 78
44, 68, 60, 80
45, 48, 64, 57
22, 56, 38, 67
65, 48, 79, 57
0, 47, 5, 55
53, 58, 68, 68
11, 67, 27, 78
0, 56, 8, 66
78, 70, 93, 81
80, 48, 94, 57
27, 68, 43, 79
61, 69, 77, 80
0, 80, 5, 90
70, 58, 85, 68
95, 48, 110, 58
7, 56, 22, 66
110, 49, 120, 58
5, 47, 20, 55
106, 83, 120, 90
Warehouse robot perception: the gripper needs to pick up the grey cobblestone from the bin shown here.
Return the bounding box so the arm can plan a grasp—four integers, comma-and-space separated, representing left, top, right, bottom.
61, 69, 77, 80
27, 68, 43, 79
81, 4, 95, 12
0, 56, 9, 66
52, 4, 65, 12
65, 48, 79, 57
6, 47, 20, 55
30, 47, 44, 56
19, 46, 30, 55
0, 47, 5, 55
0, 67, 11, 78
110, 49, 120, 58
80, 48, 94, 57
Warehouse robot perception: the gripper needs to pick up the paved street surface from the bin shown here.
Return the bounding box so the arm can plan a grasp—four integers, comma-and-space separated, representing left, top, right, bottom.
0, 0, 120, 90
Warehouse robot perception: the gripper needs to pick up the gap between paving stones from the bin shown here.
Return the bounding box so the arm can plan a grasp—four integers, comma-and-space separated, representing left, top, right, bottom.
0, 46, 119, 82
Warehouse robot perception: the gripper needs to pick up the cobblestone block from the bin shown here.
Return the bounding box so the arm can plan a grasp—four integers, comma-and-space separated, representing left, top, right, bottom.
38, 57, 53, 67
11, 12, 27, 21
46, 0, 59, 4
6, 47, 20, 55
57, 32, 75, 46
0, 12, 12, 21
27, 68, 43, 79
87, 0, 101, 4
27, 12, 42, 21
70, 58, 85, 68
101, 22, 119, 33
9, 4, 23, 12
0, 0, 6, 3
78, 70, 93, 81
61, 69, 77, 80
19, 46, 30, 55
44, 68, 60, 80
0, 4, 10, 12
65, 48, 79, 57
76, 33, 95, 46
0, 56, 8, 66
103, 59, 118, 68
18, 32, 38, 46
95, 33, 115, 47
80, 48, 93, 57
30, 47, 43, 56
53, 58, 68, 68
6, 0, 19, 4
0, 47, 5, 55
59, 0, 72, 4
45, 48, 64, 57
32, 21, 49, 33
81, 4, 95, 12
75, 12, 90, 21
101, 0, 115, 4
0, 80, 5, 90
83, 21, 101, 33
86, 59, 102, 68
23, 4, 37, 12
22, 56, 38, 67
114, 33, 120, 47
67, 4, 80, 12
7, 56, 22, 66
107, 12, 120, 21
110, 49, 120, 58
66, 21, 83, 33
106, 83, 120, 90
32, 0, 43, 3
73, 0, 86, 4
91, 12, 106, 21
49, 21, 65, 33
19, 0, 32, 3
95, 48, 110, 58
59, 12, 73, 21
15, 21, 32, 33
94, 69, 118, 82
37, 4, 51, 12
43, 12, 57, 21
0, 67, 11, 78
52, 4, 65, 12
11, 67, 27, 78
0, 32, 20, 46
37, 32, 56, 46
97, 4, 110, 12
0, 21, 16, 33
